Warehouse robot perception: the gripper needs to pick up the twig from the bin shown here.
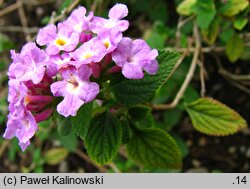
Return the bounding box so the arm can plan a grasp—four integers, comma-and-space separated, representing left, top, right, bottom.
219, 69, 250, 81
0, 26, 39, 33
108, 162, 120, 173
75, 149, 108, 173
197, 59, 206, 97
49, 0, 80, 24
175, 42, 250, 53
214, 55, 250, 94
17, 0, 31, 41
224, 77, 250, 95
175, 15, 183, 47
0, 0, 54, 17
0, 2, 20, 17
176, 15, 195, 47
154, 24, 201, 110
119, 147, 128, 159
164, 50, 188, 83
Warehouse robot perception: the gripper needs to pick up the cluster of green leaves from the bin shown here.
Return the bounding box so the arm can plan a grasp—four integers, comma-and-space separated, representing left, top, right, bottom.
177, 0, 249, 62
67, 49, 183, 169
56, 49, 247, 170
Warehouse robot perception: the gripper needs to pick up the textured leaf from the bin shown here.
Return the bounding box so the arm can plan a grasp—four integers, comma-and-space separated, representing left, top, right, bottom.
120, 119, 133, 144
186, 97, 247, 136
233, 17, 248, 30
177, 0, 197, 16
44, 148, 69, 165
111, 49, 180, 106
71, 102, 93, 139
127, 128, 182, 169
226, 34, 244, 62
85, 111, 122, 165
195, 0, 216, 29
202, 19, 219, 45
128, 105, 154, 129
218, 0, 249, 17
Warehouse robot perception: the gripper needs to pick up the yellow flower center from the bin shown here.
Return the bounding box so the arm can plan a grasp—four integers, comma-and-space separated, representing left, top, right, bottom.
83, 53, 93, 59
103, 40, 110, 49
55, 38, 67, 46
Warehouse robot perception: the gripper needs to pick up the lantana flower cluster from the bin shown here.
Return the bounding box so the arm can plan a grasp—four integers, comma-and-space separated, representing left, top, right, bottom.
3, 3, 158, 150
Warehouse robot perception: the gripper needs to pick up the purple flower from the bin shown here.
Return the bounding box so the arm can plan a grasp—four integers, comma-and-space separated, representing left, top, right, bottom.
50, 65, 99, 117
112, 37, 158, 79
98, 29, 122, 53
4, 79, 37, 151
70, 37, 106, 65
8, 42, 48, 84
4, 110, 38, 151
36, 23, 79, 55
8, 79, 27, 105
63, 6, 93, 33
47, 53, 75, 76
90, 3, 129, 34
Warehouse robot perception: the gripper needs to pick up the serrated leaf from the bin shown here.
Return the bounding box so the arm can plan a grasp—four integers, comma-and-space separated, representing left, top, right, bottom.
226, 34, 244, 62
71, 102, 93, 139
120, 119, 133, 144
233, 17, 248, 30
85, 111, 122, 165
127, 128, 182, 169
186, 97, 247, 136
111, 49, 180, 106
202, 19, 219, 45
44, 148, 69, 165
218, 0, 249, 17
128, 105, 154, 129
177, 0, 197, 16
194, 0, 216, 29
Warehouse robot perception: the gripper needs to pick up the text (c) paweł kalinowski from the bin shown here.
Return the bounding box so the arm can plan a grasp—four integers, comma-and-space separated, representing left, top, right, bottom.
20, 176, 104, 185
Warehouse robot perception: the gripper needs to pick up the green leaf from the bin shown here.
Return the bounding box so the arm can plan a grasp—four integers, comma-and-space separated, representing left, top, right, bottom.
58, 131, 78, 152
128, 105, 154, 129
148, 1, 168, 23
145, 21, 169, 49
85, 111, 122, 165
111, 49, 180, 106
127, 128, 182, 169
233, 17, 248, 30
186, 97, 247, 136
219, 28, 234, 43
177, 0, 197, 16
218, 0, 249, 17
57, 115, 71, 136
71, 102, 93, 139
194, 0, 216, 29
226, 34, 244, 62
171, 133, 189, 158
44, 148, 69, 165
202, 18, 219, 45
59, 0, 73, 12
0, 33, 15, 53
183, 86, 199, 103
163, 108, 183, 130
120, 119, 133, 144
